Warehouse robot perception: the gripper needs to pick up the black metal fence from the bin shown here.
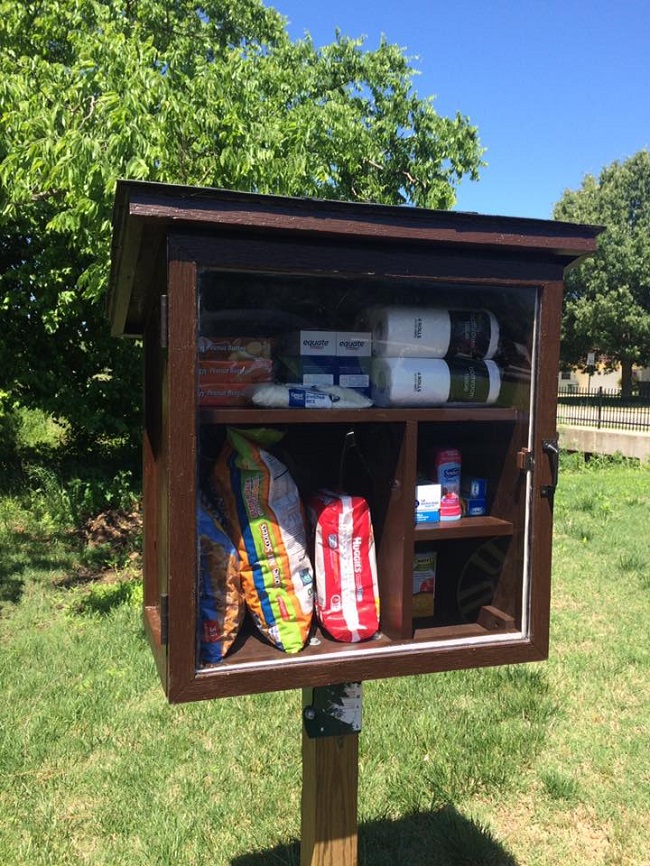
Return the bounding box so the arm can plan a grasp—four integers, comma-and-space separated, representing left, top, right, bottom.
557, 387, 650, 432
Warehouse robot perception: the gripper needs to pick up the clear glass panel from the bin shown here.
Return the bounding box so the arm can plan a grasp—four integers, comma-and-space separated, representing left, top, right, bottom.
194, 269, 537, 670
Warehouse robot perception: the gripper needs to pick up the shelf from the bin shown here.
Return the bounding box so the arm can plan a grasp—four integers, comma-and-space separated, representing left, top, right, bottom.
199, 406, 520, 425
414, 516, 514, 541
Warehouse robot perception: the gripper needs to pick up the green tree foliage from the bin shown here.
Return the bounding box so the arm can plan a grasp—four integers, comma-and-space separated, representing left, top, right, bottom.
554, 149, 650, 395
0, 0, 484, 449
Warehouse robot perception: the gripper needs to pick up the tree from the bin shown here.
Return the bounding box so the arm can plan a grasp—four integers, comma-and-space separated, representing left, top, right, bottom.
554, 150, 650, 395
0, 0, 484, 449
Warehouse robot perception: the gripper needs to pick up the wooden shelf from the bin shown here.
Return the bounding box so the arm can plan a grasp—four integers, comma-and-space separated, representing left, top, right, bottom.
414, 515, 514, 541
199, 405, 520, 425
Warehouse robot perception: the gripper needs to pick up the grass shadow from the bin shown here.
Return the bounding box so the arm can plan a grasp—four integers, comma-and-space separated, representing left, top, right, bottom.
67, 579, 142, 617
0, 528, 76, 609
230, 806, 519, 866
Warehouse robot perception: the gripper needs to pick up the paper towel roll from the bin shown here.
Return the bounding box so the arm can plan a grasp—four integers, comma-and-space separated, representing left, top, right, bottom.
371, 358, 451, 406
364, 306, 499, 359
371, 357, 501, 407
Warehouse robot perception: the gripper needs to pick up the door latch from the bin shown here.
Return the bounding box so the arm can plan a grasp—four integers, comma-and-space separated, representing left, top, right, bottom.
541, 437, 560, 499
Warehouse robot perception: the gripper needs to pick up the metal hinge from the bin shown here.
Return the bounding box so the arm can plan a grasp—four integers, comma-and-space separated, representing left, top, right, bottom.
160, 593, 169, 645
160, 295, 168, 350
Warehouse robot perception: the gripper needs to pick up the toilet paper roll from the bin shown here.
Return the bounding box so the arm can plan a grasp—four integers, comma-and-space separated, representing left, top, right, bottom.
364, 306, 499, 359
371, 357, 501, 407
371, 358, 451, 406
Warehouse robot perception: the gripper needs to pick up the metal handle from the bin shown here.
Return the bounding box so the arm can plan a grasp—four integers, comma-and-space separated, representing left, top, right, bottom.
541, 437, 560, 499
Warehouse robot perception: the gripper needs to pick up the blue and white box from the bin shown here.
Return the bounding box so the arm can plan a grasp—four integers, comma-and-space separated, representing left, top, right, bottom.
415, 483, 441, 524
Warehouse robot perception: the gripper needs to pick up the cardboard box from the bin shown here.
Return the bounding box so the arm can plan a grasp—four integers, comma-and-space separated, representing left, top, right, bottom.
336, 331, 372, 357
197, 336, 273, 359
415, 483, 441, 524
413, 550, 437, 617
461, 477, 488, 499
279, 357, 370, 394
460, 477, 488, 516
285, 330, 337, 357
197, 383, 253, 407
278, 356, 337, 386
462, 497, 487, 516
198, 359, 273, 383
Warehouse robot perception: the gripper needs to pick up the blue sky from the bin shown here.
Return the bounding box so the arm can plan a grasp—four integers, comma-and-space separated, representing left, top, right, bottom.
270, 0, 650, 219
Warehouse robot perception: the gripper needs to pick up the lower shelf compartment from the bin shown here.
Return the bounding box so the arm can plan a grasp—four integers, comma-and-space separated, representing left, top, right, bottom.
197, 605, 520, 673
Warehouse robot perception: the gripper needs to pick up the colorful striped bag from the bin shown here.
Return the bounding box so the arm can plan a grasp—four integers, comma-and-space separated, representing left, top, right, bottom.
212, 428, 314, 653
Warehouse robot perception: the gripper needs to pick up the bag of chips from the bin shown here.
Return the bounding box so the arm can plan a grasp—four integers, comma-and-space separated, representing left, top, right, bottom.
197, 499, 245, 665
212, 427, 314, 653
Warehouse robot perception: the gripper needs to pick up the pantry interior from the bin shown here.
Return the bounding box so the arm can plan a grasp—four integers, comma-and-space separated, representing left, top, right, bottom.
108, 180, 600, 703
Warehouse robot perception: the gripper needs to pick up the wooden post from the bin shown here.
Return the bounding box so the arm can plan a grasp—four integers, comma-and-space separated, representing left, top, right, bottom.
301, 684, 361, 866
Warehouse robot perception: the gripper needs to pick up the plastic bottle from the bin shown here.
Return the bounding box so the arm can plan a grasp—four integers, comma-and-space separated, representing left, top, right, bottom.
433, 449, 462, 521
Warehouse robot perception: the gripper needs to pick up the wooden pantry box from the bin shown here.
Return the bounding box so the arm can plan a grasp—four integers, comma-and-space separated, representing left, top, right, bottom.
107, 180, 600, 703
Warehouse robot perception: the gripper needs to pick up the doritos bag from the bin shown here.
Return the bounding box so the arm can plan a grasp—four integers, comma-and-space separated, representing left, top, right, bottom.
212, 427, 314, 653
307, 491, 380, 642
197, 499, 245, 665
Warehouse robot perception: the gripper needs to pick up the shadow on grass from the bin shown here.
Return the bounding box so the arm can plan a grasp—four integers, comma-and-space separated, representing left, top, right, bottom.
231, 806, 518, 866
67, 578, 141, 616
0, 529, 75, 609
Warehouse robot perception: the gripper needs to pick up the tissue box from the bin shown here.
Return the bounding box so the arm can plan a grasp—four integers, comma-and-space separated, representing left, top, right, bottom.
278, 356, 337, 386
336, 331, 372, 357
279, 357, 370, 394
285, 330, 337, 356
415, 484, 441, 524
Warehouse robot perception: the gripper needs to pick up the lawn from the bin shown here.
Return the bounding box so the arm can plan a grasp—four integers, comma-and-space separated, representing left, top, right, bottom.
0, 452, 648, 865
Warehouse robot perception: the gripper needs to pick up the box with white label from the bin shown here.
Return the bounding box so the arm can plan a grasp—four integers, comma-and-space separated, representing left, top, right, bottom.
413, 550, 437, 618
415, 483, 441, 524
286, 330, 337, 357
336, 331, 372, 357
278, 356, 337, 385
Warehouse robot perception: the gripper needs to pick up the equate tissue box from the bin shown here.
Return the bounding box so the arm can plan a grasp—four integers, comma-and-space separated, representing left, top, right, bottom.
286, 330, 337, 356
336, 331, 372, 357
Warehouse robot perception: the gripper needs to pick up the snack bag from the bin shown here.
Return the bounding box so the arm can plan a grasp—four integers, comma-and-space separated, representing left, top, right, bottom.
197, 499, 245, 665
307, 491, 380, 642
212, 428, 313, 653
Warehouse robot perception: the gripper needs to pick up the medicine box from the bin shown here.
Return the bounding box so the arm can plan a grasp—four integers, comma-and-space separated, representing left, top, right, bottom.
415, 483, 441, 524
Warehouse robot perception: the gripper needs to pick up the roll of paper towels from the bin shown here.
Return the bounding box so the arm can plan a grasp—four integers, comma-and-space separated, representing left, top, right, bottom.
371, 358, 501, 407
363, 306, 499, 359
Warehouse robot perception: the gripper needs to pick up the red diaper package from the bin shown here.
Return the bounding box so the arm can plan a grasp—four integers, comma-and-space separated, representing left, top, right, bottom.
306, 491, 380, 642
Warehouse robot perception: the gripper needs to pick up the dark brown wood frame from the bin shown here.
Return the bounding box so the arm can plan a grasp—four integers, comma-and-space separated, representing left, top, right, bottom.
108, 180, 601, 703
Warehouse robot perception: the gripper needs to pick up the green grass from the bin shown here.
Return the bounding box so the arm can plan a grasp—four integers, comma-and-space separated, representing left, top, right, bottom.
1, 454, 649, 865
